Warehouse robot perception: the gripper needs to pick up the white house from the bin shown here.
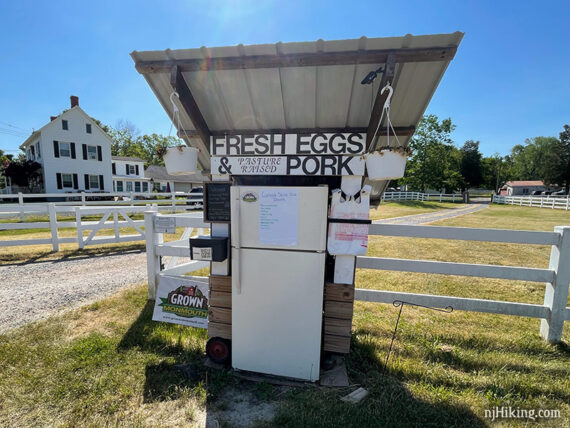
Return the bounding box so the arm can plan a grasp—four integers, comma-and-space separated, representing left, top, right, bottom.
499, 180, 547, 196
144, 165, 203, 192
20, 96, 113, 194
111, 156, 151, 193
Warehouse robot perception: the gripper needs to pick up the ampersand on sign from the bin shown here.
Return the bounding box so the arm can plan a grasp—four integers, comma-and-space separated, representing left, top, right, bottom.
218, 157, 232, 174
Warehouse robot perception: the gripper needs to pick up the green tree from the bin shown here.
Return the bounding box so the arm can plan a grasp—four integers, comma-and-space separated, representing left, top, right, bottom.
559, 124, 570, 193
2, 159, 43, 192
459, 140, 483, 189
508, 137, 565, 186
93, 119, 179, 166
481, 154, 505, 193
401, 115, 462, 192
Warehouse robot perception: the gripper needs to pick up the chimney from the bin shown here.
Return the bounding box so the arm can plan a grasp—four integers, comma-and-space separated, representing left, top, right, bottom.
70, 95, 79, 108
50, 116, 57, 121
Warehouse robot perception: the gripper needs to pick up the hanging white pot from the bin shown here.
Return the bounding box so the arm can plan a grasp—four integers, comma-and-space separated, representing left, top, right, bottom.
163, 146, 198, 175
365, 150, 407, 180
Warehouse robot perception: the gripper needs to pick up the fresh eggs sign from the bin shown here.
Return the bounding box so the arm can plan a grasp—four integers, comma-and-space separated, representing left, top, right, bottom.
153, 276, 209, 328
210, 133, 366, 176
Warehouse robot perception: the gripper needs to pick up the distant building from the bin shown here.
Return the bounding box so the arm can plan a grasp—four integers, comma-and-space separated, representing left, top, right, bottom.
19, 96, 113, 194
111, 156, 150, 193
144, 165, 203, 192
499, 180, 546, 196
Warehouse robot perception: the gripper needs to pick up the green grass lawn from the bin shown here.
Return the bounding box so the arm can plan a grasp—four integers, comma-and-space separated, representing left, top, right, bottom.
369, 200, 467, 220
0, 204, 569, 426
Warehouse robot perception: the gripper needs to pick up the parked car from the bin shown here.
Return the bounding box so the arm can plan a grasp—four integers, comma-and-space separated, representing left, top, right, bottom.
186, 187, 204, 210
531, 190, 543, 196
552, 190, 567, 196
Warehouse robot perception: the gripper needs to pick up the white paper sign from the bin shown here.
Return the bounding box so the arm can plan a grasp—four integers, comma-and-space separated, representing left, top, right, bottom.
212, 155, 365, 176
154, 216, 176, 234
192, 247, 212, 261
153, 276, 209, 328
259, 189, 299, 246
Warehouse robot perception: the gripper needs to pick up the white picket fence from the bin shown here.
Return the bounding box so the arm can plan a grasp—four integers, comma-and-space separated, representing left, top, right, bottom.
0, 191, 203, 220
0, 204, 163, 251
144, 209, 210, 299
493, 194, 570, 210
382, 191, 465, 203
145, 211, 569, 343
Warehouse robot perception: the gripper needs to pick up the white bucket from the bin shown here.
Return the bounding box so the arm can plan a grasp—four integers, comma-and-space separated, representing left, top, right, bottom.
163, 146, 198, 175
365, 150, 407, 180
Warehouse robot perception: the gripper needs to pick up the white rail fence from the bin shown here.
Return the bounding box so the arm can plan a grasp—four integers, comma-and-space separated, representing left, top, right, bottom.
357, 223, 570, 343
493, 194, 570, 210
144, 211, 569, 343
144, 210, 210, 300
382, 191, 465, 203
0, 191, 203, 220
0, 204, 160, 251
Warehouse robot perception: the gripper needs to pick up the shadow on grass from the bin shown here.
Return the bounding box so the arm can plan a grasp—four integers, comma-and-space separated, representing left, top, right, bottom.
0, 243, 145, 266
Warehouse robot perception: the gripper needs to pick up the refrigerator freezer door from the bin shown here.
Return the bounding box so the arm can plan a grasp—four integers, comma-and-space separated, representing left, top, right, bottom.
231, 248, 326, 381
231, 186, 328, 252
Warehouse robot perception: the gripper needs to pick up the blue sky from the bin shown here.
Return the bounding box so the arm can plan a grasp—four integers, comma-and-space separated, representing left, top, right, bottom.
1, 0, 568, 157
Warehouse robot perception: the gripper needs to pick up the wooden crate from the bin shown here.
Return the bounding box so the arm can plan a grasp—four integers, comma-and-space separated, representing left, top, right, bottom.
323, 334, 351, 354
208, 306, 231, 324
322, 282, 355, 354
208, 275, 232, 340
208, 321, 231, 339
210, 275, 231, 293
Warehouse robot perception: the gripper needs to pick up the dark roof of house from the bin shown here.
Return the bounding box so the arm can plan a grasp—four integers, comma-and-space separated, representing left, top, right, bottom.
112, 156, 146, 162
144, 165, 203, 183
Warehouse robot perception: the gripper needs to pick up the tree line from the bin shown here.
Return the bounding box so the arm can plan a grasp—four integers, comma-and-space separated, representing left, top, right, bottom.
399, 115, 570, 194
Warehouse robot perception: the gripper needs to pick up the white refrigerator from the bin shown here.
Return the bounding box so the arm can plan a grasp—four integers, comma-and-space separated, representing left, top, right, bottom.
230, 185, 328, 381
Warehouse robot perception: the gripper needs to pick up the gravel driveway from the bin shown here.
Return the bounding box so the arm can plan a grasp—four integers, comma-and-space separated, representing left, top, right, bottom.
375, 203, 488, 225
0, 251, 147, 332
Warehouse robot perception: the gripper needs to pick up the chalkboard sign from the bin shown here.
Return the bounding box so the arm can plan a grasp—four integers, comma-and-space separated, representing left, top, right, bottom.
204, 182, 231, 222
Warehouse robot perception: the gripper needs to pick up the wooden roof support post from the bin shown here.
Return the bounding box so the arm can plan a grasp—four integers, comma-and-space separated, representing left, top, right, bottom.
170, 65, 212, 162
366, 53, 396, 151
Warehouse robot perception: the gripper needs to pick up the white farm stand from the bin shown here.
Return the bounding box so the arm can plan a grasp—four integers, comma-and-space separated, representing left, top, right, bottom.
136, 33, 569, 382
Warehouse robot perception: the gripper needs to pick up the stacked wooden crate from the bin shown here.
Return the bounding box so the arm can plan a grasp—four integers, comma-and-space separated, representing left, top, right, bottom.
208, 275, 232, 339
322, 282, 354, 353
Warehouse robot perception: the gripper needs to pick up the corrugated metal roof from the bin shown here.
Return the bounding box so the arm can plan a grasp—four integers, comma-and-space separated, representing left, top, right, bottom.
505, 181, 545, 187
132, 33, 463, 190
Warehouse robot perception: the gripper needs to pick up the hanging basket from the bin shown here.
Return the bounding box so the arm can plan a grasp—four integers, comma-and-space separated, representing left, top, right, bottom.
365, 150, 407, 180
163, 146, 198, 175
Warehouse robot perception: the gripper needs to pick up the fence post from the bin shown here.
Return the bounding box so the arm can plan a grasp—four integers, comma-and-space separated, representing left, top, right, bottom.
18, 192, 24, 222
81, 192, 86, 206
566, 197, 569, 211
171, 193, 176, 213
48, 203, 59, 252
75, 207, 84, 249
540, 226, 570, 343
130, 192, 134, 207
144, 205, 161, 300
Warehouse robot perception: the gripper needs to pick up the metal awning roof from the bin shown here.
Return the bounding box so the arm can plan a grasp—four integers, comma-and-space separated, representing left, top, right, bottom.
131, 32, 463, 172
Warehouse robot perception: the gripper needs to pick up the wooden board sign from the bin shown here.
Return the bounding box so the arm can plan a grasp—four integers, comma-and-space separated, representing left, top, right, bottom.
211, 133, 366, 156
212, 155, 365, 176
204, 182, 231, 222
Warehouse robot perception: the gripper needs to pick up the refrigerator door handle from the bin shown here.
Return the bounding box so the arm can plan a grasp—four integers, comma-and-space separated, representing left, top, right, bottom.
232, 189, 242, 294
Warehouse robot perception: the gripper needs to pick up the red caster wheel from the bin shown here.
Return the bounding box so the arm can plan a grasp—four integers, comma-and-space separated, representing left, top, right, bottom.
206, 337, 231, 364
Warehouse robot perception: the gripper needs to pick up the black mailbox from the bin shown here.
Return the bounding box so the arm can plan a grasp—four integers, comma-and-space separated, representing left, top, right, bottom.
189, 236, 229, 262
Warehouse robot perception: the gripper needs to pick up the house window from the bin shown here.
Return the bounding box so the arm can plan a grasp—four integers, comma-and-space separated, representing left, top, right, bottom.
62, 120, 68, 130
116, 181, 123, 192
89, 175, 100, 189
62, 173, 73, 188
128, 165, 136, 175
126, 181, 133, 192
36, 142, 41, 158
135, 182, 141, 192
60, 142, 71, 157
86, 124, 92, 134
142, 182, 148, 192
87, 145, 97, 160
